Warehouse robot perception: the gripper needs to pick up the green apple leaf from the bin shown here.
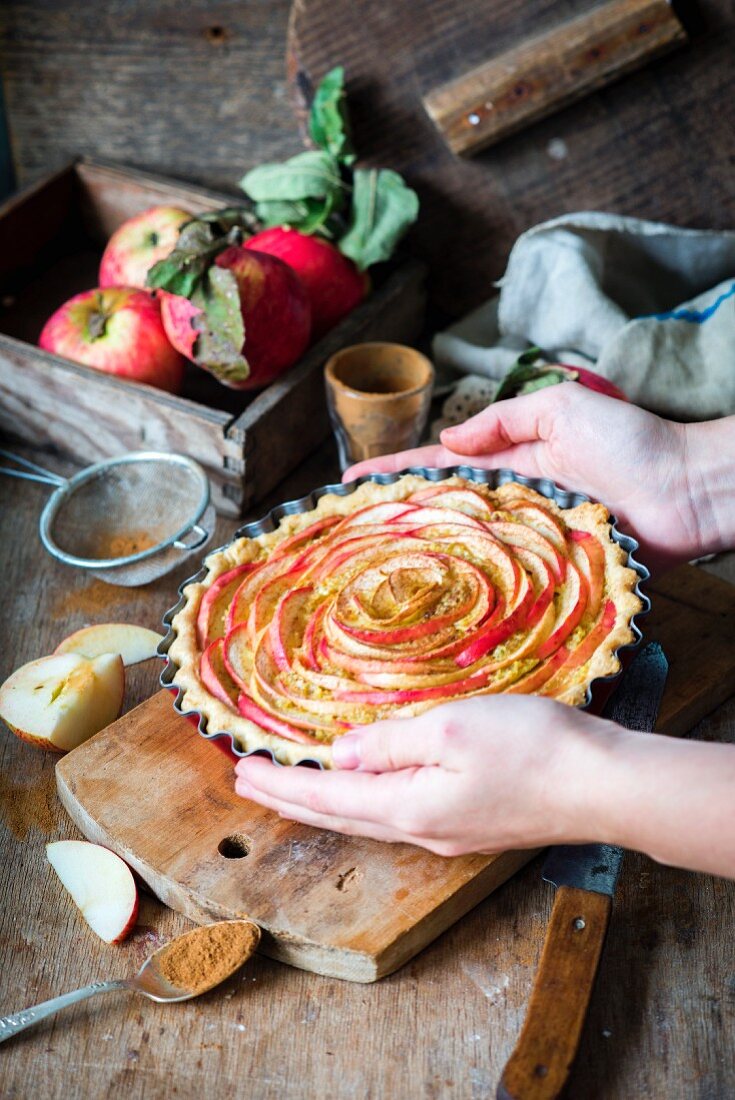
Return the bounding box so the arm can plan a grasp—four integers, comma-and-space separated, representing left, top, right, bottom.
240, 150, 344, 203
253, 189, 342, 237
146, 215, 253, 299
338, 169, 419, 270
308, 66, 355, 165
189, 266, 249, 386
493, 349, 575, 402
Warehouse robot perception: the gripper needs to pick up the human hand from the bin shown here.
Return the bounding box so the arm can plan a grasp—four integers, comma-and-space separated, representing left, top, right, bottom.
234, 696, 612, 856
344, 384, 705, 571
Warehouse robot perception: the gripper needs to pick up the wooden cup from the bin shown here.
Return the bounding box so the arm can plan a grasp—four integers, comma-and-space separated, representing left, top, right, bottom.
324, 343, 434, 470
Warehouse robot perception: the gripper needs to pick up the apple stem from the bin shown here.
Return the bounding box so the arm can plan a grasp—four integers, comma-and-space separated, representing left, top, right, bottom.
87, 310, 108, 341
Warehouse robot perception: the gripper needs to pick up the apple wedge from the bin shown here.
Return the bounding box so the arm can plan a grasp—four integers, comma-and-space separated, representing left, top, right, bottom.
55, 622, 163, 666
0, 652, 124, 752
46, 840, 139, 943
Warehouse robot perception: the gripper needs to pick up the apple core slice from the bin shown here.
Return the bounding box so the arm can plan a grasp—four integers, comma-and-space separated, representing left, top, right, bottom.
46, 840, 139, 943
55, 622, 163, 666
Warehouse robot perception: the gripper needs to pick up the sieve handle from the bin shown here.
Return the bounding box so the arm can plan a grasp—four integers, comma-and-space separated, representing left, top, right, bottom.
174, 524, 209, 552
0, 449, 67, 488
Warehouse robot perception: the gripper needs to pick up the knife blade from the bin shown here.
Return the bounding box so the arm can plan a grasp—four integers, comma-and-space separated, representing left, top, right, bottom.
497, 642, 668, 1100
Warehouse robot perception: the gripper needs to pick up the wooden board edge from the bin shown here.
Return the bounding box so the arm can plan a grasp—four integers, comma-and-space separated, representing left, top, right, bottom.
371, 848, 540, 980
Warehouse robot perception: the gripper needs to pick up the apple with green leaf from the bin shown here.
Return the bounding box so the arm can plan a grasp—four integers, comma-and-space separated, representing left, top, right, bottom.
159, 246, 311, 390
99, 205, 191, 290
39, 287, 186, 393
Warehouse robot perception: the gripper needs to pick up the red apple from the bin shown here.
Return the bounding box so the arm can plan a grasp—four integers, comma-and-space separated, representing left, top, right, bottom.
99, 206, 191, 290
245, 227, 368, 339
159, 246, 311, 390
39, 287, 186, 393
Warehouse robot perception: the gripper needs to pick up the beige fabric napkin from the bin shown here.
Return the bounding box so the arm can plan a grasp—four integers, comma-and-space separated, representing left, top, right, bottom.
433, 213, 735, 419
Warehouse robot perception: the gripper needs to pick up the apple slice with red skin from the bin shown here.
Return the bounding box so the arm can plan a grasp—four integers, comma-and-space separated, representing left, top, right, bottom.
454, 573, 534, 668
407, 485, 494, 518
0, 653, 124, 752
488, 520, 566, 583
55, 622, 163, 665
539, 599, 617, 696
568, 529, 606, 620
197, 562, 257, 649
333, 501, 419, 531
268, 516, 342, 561
505, 648, 570, 694
334, 667, 491, 706
237, 693, 321, 745
200, 638, 239, 708
46, 840, 139, 944
268, 586, 313, 672
502, 501, 568, 551
536, 560, 589, 660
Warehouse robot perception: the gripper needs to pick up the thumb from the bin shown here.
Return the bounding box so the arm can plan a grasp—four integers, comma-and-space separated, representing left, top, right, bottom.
332, 715, 453, 773
440, 388, 560, 456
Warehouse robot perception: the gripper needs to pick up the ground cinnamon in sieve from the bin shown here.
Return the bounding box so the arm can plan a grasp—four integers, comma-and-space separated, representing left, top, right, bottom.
156, 921, 259, 993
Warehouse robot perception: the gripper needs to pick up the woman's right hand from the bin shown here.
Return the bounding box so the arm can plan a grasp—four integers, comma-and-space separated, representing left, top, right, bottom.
345, 384, 728, 572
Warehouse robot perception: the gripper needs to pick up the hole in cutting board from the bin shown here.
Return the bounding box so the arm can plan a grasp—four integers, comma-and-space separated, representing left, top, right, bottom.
218, 833, 252, 859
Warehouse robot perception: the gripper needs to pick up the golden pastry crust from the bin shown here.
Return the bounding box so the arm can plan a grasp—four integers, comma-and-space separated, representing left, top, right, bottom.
168, 476, 644, 766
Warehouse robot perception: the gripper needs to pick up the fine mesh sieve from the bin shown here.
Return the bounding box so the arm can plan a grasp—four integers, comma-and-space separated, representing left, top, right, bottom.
0, 449, 215, 586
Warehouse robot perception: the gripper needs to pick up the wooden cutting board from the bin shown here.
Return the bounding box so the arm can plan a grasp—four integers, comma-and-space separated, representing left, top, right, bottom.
55, 565, 735, 982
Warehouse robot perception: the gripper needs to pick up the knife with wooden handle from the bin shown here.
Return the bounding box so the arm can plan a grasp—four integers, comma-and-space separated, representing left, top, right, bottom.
423, 0, 687, 156
497, 642, 669, 1100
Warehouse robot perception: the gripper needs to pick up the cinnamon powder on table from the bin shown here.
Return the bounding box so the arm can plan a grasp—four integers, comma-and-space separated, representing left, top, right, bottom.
156, 921, 259, 993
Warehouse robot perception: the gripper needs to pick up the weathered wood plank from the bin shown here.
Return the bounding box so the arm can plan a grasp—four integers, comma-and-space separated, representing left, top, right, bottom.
0, 0, 300, 191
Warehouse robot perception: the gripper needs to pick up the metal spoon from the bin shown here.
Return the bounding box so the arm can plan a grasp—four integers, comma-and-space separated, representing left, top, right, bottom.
0, 918, 260, 1044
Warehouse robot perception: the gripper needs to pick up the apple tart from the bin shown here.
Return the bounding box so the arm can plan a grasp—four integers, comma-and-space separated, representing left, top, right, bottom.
167, 475, 644, 765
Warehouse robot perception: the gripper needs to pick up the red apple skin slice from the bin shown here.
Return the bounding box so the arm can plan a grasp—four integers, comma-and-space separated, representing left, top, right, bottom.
223, 622, 255, 692
237, 694, 321, 745
200, 638, 239, 709
268, 586, 313, 671
197, 563, 257, 649
539, 600, 617, 696
268, 515, 342, 560
407, 485, 493, 517
334, 669, 490, 707
505, 648, 569, 694
536, 561, 589, 660
568, 529, 606, 619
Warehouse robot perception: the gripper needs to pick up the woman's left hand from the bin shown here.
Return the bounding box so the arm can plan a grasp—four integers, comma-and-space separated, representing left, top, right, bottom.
234, 696, 612, 856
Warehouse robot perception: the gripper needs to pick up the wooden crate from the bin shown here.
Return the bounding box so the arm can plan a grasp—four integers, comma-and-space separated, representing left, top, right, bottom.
0, 158, 426, 515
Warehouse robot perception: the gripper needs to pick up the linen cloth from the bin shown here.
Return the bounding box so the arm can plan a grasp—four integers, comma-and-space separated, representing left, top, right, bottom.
433, 213, 735, 419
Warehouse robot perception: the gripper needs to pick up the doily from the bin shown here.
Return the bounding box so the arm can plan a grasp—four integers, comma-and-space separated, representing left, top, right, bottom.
430, 374, 498, 441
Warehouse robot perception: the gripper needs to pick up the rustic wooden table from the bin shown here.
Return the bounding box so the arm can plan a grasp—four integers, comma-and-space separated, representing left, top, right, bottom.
1, 441, 733, 1100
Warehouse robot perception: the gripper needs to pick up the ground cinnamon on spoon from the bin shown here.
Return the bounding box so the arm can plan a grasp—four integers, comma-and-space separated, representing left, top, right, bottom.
156, 921, 259, 993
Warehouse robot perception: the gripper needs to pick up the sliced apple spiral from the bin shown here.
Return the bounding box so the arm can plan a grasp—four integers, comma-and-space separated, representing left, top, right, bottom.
171, 476, 643, 757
